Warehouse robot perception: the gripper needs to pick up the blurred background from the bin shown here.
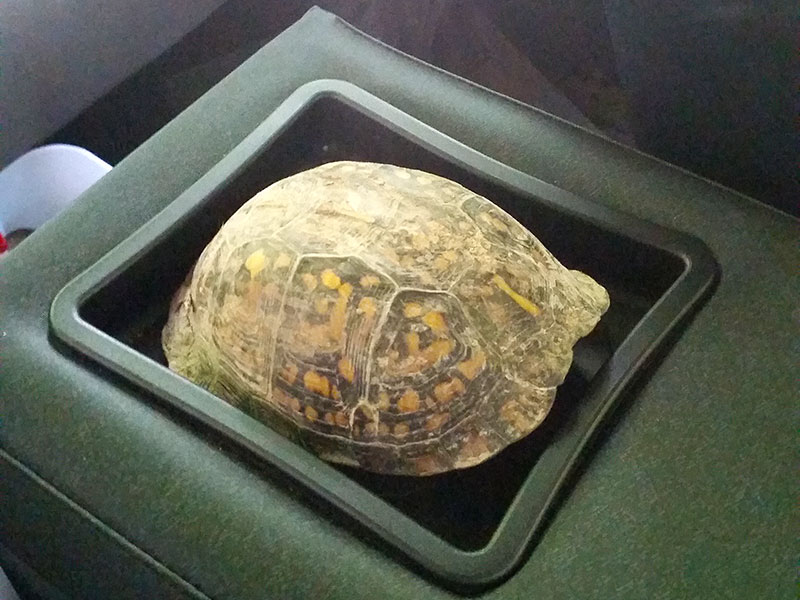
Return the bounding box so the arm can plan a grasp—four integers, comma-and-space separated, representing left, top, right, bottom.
2, 0, 796, 214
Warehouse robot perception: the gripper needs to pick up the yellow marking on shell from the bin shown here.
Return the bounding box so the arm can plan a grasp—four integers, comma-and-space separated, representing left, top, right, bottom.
297, 322, 334, 350
273, 253, 292, 270
422, 339, 453, 365
321, 269, 341, 289
355, 404, 376, 425
304, 406, 319, 421
429, 338, 453, 360
457, 351, 486, 380
405, 332, 420, 355
393, 422, 410, 437
398, 389, 420, 413
357, 296, 377, 319
491, 274, 541, 316
379, 422, 390, 435
425, 412, 450, 431
331, 385, 341, 401
314, 297, 329, 314
329, 295, 349, 342
364, 422, 378, 436
393, 338, 454, 376
377, 391, 391, 411
338, 358, 355, 382
403, 302, 424, 318
301, 273, 317, 291
338, 282, 353, 298
280, 363, 299, 385
334, 411, 349, 427
434, 377, 465, 404
303, 371, 330, 397
422, 311, 447, 334
244, 249, 267, 278
360, 274, 381, 288
324, 412, 336, 425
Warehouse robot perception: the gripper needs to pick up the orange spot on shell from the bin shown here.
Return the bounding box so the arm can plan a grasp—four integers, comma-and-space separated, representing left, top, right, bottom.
360, 274, 381, 288
403, 302, 424, 318
425, 412, 450, 431
303, 371, 330, 397
328, 294, 349, 342
338, 358, 355, 382
376, 391, 391, 410
324, 412, 336, 425
457, 351, 486, 380
499, 400, 530, 432
393, 339, 454, 376
358, 296, 377, 318
334, 412, 349, 427
405, 331, 420, 355
393, 422, 410, 437
422, 311, 447, 334
397, 389, 420, 413
459, 433, 491, 460
434, 378, 465, 404
338, 282, 353, 298
275, 389, 301, 413
414, 455, 440, 475
304, 405, 319, 421
320, 269, 341, 289
280, 363, 298, 385
421, 339, 453, 365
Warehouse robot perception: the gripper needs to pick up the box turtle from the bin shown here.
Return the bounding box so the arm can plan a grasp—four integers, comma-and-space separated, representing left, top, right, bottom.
163, 161, 609, 476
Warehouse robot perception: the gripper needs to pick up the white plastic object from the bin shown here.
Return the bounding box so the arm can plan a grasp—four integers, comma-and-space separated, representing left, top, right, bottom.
0, 144, 111, 236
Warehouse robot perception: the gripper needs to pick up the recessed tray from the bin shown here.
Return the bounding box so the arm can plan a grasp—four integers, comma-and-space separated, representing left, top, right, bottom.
50, 79, 719, 589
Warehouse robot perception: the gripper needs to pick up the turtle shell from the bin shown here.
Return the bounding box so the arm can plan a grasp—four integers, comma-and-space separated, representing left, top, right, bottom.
162, 161, 609, 476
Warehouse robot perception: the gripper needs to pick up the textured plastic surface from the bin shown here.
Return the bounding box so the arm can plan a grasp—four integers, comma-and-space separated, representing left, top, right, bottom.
50, 80, 718, 587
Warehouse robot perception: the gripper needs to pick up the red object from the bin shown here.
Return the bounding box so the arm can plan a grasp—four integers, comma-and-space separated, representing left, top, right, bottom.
0, 232, 7, 254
